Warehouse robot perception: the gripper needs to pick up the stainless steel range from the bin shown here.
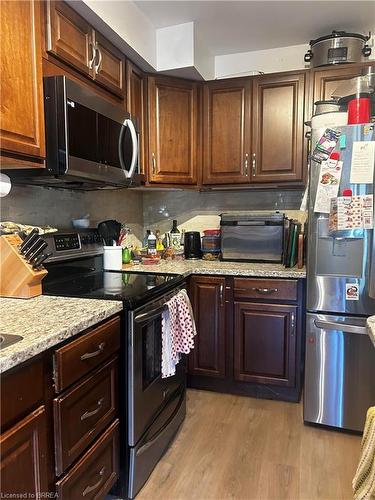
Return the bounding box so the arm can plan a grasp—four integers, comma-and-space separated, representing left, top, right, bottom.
41, 229, 186, 498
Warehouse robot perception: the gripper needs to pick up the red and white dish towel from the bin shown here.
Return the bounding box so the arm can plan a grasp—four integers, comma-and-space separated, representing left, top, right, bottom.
161, 289, 197, 378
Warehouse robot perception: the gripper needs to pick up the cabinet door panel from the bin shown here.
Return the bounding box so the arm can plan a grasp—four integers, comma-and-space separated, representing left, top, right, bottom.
0, 0, 45, 161
46, 0, 94, 76
0, 407, 48, 496
148, 77, 198, 184
189, 276, 226, 378
234, 302, 297, 386
252, 72, 305, 183
127, 61, 147, 175
94, 32, 125, 97
313, 62, 375, 102
203, 80, 251, 184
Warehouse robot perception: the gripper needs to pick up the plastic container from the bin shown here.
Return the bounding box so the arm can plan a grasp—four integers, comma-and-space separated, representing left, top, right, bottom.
203, 229, 221, 236
201, 249, 220, 261
202, 235, 221, 252
147, 231, 157, 255
103, 246, 122, 270
72, 218, 90, 228
347, 96, 371, 124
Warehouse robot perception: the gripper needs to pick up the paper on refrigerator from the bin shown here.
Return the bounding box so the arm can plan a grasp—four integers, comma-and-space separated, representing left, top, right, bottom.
314, 160, 343, 213
350, 141, 375, 184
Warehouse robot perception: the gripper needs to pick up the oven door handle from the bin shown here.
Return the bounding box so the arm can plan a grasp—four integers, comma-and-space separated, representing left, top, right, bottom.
134, 305, 165, 323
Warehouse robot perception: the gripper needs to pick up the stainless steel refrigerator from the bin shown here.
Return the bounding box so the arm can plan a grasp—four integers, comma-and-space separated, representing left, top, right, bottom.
304, 123, 375, 432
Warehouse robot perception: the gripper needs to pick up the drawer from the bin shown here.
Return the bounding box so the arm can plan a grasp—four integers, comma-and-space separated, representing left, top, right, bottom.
54, 357, 118, 475
56, 419, 119, 500
233, 278, 298, 302
54, 315, 120, 392
1, 358, 44, 431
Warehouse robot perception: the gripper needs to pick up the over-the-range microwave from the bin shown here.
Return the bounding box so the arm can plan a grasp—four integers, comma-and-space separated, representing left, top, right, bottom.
7, 76, 141, 190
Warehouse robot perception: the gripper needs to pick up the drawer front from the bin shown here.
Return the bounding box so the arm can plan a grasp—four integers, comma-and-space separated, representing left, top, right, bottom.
54, 316, 120, 392
233, 278, 298, 302
56, 419, 119, 500
1, 358, 44, 431
54, 357, 118, 475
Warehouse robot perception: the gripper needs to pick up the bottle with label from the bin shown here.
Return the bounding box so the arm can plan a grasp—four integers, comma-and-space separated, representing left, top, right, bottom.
170, 220, 181, 250
147, 231, 157, 255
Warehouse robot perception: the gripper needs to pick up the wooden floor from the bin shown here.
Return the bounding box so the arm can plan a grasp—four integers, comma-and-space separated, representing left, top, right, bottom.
138, 389, 361, 500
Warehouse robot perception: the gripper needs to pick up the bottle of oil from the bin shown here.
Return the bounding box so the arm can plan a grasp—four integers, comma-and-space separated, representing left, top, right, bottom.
170, 220, 180, 250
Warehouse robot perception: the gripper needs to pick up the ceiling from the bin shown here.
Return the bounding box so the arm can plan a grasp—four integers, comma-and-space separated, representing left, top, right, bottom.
134, 1, 375, 56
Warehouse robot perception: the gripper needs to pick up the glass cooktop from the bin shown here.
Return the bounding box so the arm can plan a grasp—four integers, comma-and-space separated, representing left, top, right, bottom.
43, 270, 185, 309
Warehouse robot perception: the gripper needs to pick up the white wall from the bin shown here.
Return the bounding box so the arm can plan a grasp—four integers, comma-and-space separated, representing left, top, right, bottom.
157, 23, 194, 71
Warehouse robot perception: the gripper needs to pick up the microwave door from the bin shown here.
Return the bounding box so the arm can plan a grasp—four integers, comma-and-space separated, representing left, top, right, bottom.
119, 118, 138, 178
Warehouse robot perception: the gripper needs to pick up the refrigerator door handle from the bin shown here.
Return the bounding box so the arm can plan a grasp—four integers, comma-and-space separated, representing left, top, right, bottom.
314, 319, 368, 335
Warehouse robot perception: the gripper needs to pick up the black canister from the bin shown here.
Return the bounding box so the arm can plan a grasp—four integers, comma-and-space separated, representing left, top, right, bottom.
184, 231, 202, 259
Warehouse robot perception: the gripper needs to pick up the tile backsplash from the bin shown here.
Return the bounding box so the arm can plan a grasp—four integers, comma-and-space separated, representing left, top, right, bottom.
1, 185, 144, 245
143, 189, 306, 234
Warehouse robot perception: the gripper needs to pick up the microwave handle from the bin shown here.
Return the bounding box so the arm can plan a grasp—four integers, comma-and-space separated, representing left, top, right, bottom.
119, 118, 138, 178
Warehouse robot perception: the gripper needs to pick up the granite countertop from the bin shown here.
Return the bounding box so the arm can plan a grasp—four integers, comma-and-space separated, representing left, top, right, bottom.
367, 316, 375, 347
128, 260, 306, 279
0, 296, 123, 374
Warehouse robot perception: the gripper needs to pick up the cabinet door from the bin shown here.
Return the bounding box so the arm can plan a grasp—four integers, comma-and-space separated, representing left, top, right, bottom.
234, 302, 297, 386
251, 72, 305, 183
313, 62, 375, 102
0, 0, 45, 163
93, 31, 126, 98
148, 77, 198, 184
127, 61, 147, 175
0, 406, 48, 496
203, 79, 251, 185
46, 0, 94, 77
189, 276, 226, 378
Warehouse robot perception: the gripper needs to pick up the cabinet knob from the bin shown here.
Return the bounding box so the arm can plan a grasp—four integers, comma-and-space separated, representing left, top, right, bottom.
152, 153, 157, 174
252, 153, 257, 176
244, 153, 249, 176
88, 41, 96, 69
291, 313, 296, 336
94, 44, 102, 74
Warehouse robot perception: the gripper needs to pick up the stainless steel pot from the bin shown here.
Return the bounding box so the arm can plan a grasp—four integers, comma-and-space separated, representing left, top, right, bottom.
314, 100, 341, 114
305, 30, 371, 67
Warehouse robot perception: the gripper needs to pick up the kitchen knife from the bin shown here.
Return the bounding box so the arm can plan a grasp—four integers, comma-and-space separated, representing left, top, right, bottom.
32, 251, 52, 270
23, 237, 44, 260
19, 228, 39, 254
27, 241, 48, 264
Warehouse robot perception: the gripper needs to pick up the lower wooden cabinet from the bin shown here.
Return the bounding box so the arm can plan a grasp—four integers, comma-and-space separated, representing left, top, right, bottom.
0, 406, 48, 497
188, 275, 304, 401
189, 276, 226, 378
234, 302, 297, 386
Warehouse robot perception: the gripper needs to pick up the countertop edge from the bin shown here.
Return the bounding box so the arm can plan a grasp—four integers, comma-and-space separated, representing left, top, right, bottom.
0, 301, 123, 375
367, 316, 375, 348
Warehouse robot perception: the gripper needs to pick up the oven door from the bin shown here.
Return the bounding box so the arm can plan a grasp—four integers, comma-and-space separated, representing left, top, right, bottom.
128, 294, 186, 446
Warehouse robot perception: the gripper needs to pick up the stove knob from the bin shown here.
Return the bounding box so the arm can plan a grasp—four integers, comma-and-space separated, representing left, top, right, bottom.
81, 235, 88, 245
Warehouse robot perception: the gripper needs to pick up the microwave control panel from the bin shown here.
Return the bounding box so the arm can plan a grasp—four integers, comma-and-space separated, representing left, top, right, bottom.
54, 233, 80, 252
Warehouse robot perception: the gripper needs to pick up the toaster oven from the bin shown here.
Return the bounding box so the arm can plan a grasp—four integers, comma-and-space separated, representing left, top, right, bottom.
220, 212, 284, 263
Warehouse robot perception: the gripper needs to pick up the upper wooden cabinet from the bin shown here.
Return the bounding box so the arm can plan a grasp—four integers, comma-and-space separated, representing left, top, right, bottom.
313, 62, 375, 102
203, 79, 251, 185
148, 76, 198, 185
251, 71, 306, 184
46, 1, 125, 98
0, 0, 45, 165
127, 61, 147, 175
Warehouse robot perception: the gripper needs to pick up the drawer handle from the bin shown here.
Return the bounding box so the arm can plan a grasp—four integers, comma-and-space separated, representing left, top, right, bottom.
235, 287, 278, 294
80, 397, 104, 421
82, 466, 106, 496
80, 342, 106, 361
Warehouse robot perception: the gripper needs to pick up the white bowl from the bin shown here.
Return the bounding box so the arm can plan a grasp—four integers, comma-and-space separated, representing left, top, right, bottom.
72, 218, 90, 228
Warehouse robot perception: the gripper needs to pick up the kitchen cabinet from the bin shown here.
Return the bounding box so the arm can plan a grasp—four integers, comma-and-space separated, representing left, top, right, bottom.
189, 276, 226, 377
148, 76, 199, 185
313, 62, 375, 102
202, 71, 306, 186
0, 407, 48, 497
127, 61, 147, 175
46, 1, 125, 98
0, 314, 120, 498
0, 0, 45, 167
202, 79, 251, 184
251, 71, 305, 183
234, 302, 297, 386
188, 276, 304, 402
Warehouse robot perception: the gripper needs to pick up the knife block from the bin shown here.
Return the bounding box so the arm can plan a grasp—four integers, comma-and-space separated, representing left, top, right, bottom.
0, 234, 48, 299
